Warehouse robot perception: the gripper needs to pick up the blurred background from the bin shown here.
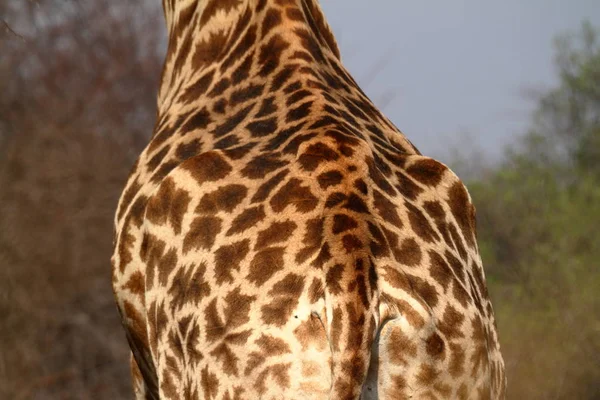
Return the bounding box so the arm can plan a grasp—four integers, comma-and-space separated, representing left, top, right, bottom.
1, 1, 598, 398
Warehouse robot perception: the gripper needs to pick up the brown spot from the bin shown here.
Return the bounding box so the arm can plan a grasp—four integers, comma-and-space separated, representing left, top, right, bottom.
161, 368, 179, 400
151, 160, 179, 183
342, 234, 363, 253
261, 7, 282, 37
423, 200, 445, 222
176, 139, 203, 161
325, 192, 346, 208
295, 217, 324, 264
410, 275, 439, 308
247, 247, 285, 285
245, 353, 266, 377
196, 184, 248, 214
294, 315, 328, 351
192, 28, 229, 69
256, 96, 278, 117
258, 34, 290, 76
406, 201, 440, 243
425, 332, 445, 359
183, 216, 222, 253
449, 223, 468, 260
263, 363, 291, 391
380, 226, 400, 259
178, 316, 193, 336
123, 300, 149, 349
317, 170, 343, 189
140, 233, 166, 290
445, 250, 467, 284
354, 178, 368, 194
146, 177, 192, 235
453, 280, 471, 309
227, 205, 266, 235
219, 9, 254, 71
205, 288, 255, 343
396, 172, 424, 200
429, 251, 454, 291
330, 306, 343, 351
168, 263, 211, 312
470, 316, 490, 377
262, 274, 305, 326
456, 383, 469, 400
416, 363, 440, 387
180, 70, 215, 103
367, 156, 396, 195
208, 77, 231, 98
350, 272, 370, 308
386, 327, 417, 366
256, 334, 291, 355
181, 104, 213, 135
245, 117, 278, 138
344, 193, 369, 214
387, 374, 408, 399
251, 169, 289, 203
216, 136, 241, 150
393, 238, 422, 266
229, 83, 264, 108
158, 248, 178, 286
213, 98, 227, 114
298, 142, 339, 171
147, 300, 166, 354
168, 329, 184, 361
308, 278, 324, 303
182, 151, 232, 184
255, 220, 297, 249
281, 130, 318, 156
201, 366, 220, 400
286, 100, 313, 123
438, 305, 465, 339
406, 158, 447, 186
210, 343, 240, 377
434, 382, 452, 398
129, 195, 149, 228
472, 262, 489, 300
270, 178, 318, 213
214, 240, 250, 284
381, 265, 411, 292
122, 271, 145, 296
213, 104, 255, 138
287, 89, 312, 107
312, 243, 332, 269
117, 178, 141, 221
373, 190, 403, 229
449, 342, 466, 378
368, 221, 390, 258
332, 214, 358, 234
448, 181, 476, 248
326, 263, 345, 295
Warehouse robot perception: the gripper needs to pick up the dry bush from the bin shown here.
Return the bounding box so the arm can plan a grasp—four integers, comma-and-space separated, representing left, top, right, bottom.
0, 1, 164, 398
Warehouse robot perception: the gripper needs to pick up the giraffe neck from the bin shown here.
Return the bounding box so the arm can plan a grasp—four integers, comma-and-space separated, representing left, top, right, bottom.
158, 0, 341, 108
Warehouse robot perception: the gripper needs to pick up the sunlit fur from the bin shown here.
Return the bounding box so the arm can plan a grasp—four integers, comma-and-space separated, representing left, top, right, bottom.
112, 1, 506, 398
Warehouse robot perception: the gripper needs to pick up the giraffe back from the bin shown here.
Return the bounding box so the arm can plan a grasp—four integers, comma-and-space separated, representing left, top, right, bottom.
112, 1, 506, 399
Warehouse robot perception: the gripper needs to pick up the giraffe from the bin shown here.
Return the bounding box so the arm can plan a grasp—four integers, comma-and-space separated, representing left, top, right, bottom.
111, 0, 506, 399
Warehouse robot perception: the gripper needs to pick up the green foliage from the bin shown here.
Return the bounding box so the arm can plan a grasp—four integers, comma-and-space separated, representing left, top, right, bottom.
464, 22, 600, 399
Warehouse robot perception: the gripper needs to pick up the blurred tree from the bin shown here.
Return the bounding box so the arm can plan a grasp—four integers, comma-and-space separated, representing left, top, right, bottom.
532, 21, 600, 174
465, 22, 600, 400
0, 1, 165, 398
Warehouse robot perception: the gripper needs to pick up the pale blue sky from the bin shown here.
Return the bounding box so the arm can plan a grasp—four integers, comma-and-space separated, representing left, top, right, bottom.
321, 1, 600, 162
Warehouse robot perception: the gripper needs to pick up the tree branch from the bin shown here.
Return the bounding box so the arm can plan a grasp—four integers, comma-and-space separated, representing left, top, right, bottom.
2, 19, 26, 41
